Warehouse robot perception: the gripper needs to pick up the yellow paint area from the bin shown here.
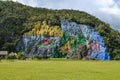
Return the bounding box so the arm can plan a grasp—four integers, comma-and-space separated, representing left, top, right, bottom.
60, 40, 74, 54
25, 21, 63, 36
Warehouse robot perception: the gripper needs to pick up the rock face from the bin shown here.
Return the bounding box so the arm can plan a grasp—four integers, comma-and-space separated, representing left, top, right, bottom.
16, 20, 110, 60
70, 44, 87, 59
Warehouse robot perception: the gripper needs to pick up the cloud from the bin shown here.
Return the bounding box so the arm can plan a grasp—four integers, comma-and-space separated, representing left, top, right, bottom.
94, 0, 114, 6
113, 0, 120, 7
94, 0, 120, 16
101, 7, 120, 15
12, 0, 17, 2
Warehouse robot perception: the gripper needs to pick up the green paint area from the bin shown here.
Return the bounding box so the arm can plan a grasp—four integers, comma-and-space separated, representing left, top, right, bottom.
36, 42, 51, 47
53, 50, 68, 58
71, 33, 86, 51
54, 32, 86, 57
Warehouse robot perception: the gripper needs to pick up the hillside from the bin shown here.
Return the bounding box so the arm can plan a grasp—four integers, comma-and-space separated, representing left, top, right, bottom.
0, 1, 120, 60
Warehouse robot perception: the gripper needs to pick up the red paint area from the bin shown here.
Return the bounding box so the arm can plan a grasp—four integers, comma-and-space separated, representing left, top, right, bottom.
94, 40, 98, 53
88, 41, 93, 51
41, 37, 51, 45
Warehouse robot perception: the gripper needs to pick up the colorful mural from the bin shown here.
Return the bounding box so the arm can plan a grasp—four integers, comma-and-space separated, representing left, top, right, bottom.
16, 20, 110, 60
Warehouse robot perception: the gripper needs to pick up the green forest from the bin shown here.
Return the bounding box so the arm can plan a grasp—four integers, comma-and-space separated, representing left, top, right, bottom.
0, 1, 120, 60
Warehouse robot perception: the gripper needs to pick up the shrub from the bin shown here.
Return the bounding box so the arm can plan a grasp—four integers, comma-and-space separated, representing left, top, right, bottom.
17, 52, 26, 60
33, 54, 50, 60
114, 54, 120, 60
42, 54, 50, 59
5, 55, 16, 59
33, 55, 42, 60
112, 49, 120, 60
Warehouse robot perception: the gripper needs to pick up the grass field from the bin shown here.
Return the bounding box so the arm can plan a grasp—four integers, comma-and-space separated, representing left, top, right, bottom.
0, 59, 120, 80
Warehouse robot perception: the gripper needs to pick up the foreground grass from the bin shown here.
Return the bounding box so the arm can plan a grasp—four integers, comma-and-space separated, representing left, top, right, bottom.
0, 60, 120, 80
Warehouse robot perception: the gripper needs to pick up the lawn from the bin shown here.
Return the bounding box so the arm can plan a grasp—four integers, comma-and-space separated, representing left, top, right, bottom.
0, 59, 120, 80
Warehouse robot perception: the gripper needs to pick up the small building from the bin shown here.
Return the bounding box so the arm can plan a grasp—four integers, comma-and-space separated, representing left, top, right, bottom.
0, 51, 8, 58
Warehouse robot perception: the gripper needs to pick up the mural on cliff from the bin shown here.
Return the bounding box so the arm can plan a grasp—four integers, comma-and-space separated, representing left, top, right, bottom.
16, 20, 110, 60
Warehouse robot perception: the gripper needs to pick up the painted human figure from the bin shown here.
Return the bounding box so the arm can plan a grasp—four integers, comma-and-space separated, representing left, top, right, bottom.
88, 40, 93, 55
88, 40, 93, 51
99, 44, 102, 53
94, 40, 98, 53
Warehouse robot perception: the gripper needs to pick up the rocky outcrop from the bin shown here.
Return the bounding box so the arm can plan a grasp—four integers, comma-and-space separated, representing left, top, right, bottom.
16, 20, 110, 60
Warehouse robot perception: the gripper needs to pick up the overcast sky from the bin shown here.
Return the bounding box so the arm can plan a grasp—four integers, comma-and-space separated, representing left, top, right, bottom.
11, 0, 120, 31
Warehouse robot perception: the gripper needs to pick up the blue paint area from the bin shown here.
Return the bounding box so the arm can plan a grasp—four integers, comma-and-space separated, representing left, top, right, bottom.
88, 29, 110, 60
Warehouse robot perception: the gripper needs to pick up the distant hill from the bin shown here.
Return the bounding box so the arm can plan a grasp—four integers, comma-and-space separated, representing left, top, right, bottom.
0, 1, 120, 59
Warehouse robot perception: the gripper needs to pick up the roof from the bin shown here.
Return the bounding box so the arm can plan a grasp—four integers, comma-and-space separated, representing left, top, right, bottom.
0, 51, 8, 55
